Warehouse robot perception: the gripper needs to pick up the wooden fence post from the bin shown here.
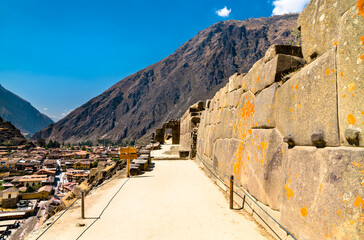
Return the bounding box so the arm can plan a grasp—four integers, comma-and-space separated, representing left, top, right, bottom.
230, 175, 234, 209
81, 192, 85, 219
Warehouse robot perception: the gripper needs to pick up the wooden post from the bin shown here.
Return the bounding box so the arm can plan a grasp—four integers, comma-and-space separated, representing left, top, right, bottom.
127, 159, 130, 177
229, 175, 234, 209
81, 192, 85, 219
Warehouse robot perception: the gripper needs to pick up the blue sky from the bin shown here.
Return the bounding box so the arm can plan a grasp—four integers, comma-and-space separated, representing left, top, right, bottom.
0, 0, 309, 121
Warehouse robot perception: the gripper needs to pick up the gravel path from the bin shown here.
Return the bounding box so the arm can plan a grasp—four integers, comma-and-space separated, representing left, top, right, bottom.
30, 160, 270, 240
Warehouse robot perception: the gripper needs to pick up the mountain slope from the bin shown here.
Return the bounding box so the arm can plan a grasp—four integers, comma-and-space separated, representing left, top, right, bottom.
0, 84, 54, 134
33, 14, 299, 143
0, 117, 28, 146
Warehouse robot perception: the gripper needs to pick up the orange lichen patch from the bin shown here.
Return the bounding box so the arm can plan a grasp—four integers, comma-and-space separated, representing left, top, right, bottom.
337, 210, 341, 215
295, 84, 299, 90
243, 82, 247, 88
340, 72, 344, 77
267, 118, 270, 124
348, 114, 356, 125
298, 104, 301, 108
331, 79, 334, 83
353, 195, 364, 209
361, 36, 364, 45
348, 82, 355, 91
270, 105, 273, 110
332, 69, 335, 73
292, 116, 295, 120
360, 54, 364, 60
361, 111, 364, 115
301, 207, 308, 217
341, 49, 345, 53
293, 96, 296, 100
325, 68, 331, 75
357, 0, 364, 18
248, 129, 252, 135
284, 178, 294, 200
343, 94, 347, 98
291, 85, 294, 90
352, 161, 362, 169
334, 41, 337, 46
256, 76, 260, 82
319, 184, 323, 192
290, 107, 293, 112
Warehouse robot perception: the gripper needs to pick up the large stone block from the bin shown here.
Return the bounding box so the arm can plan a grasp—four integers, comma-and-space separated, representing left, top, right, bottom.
275, 48, 340, 147
231, 91, 255, 141
263, 45, 303, 63
280, 146, 364, 240
253, 83, 277, 128
213, 138, 241, 184
242, 54, 305, 94
227, 88, 244, 109
233, 128, 287, 210
337, 4, 364, 146
228, 73, 245, 92
298, 0, 356, 62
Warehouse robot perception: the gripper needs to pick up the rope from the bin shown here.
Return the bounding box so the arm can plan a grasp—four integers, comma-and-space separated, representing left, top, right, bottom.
36, 196, 79, 240
195, 152, 297, 240
76, 177, 130, 239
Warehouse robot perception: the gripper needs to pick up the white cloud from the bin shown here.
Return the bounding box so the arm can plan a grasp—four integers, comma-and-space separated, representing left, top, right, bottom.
216, 6, 231, 17
43, 107, 48, 111
272, 0, 310, 15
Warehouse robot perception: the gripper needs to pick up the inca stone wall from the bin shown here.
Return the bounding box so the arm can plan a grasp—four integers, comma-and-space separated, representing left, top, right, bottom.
180, 1, 363, 239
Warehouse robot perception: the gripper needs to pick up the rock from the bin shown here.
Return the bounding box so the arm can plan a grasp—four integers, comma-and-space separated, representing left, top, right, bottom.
233, 129, 287, 210
344, 125, 362, 146
283, 134, 295, 148
231, 91, 255, 141
275, 48, 340, 146
311, 130, 326, 147
298, 0, 356, 62
281, 146, 364, 240
253, 83, 277, 128
263, 45, 303, 63
241, 54, 305, 94
336, 4, 364, 146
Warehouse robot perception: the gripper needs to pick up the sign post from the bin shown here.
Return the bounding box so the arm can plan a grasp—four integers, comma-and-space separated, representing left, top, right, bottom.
120, 146, 137, 177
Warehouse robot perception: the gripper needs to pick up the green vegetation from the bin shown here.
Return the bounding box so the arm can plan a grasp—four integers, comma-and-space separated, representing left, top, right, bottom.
92, 161, 99, 168
46, 140, 61, 148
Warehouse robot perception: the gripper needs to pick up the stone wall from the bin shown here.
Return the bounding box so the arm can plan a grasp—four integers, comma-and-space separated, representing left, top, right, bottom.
180, 102, 205, 152
181, 1, 364, 239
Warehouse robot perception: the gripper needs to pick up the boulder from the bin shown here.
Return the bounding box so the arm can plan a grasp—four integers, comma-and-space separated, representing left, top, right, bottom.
281, 146, 364, 240
253, 83, 277, 128
336, 4, 364, 146
234, 128, 287, 210
275, 47, 340, 146
298, 0, 356, 62
263, 45, 303, 63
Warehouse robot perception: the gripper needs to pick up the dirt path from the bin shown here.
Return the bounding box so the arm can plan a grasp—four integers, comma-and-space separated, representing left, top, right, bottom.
29, 160, 270, 240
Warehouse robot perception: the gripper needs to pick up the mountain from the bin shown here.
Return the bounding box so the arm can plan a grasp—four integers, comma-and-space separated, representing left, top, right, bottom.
0, 84, 54, 135
0, 117, 28, 146
33, 14, 299, 144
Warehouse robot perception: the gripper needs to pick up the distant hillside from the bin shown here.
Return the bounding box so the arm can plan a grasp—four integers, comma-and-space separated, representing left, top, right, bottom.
33, 14, 299, 143
0, 84, 54, 135
0, 117, 28, 146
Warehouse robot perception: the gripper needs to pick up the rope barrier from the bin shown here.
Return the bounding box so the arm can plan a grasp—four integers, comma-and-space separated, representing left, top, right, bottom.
36, 165, 126, 239
195, 151, 297, 240
76, 177, 130, 239
36, 196, 80, 240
